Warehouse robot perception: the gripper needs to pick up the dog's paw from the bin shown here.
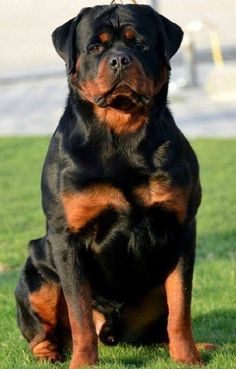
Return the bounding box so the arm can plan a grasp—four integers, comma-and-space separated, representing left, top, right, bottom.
32, 339, 62, 363
69, 347, 98, 369
169, 340, 203, 365
196, 342, 218, 351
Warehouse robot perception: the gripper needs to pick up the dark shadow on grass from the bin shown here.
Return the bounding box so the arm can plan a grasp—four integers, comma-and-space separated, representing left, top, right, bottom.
100, 344, 168, 368
193, 310, 236, 344
101, 354, 147, 368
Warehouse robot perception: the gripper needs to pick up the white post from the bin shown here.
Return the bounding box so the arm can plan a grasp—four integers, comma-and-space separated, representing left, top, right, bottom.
150, 0, 158, 10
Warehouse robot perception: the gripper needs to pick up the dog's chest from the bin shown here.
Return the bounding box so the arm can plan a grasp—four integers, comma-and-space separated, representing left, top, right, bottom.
61, 176, 189, 234
61, 169, 189, 297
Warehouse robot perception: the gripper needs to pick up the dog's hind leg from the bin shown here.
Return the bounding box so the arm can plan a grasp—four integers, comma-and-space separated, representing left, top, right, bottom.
15, 255, 62, 362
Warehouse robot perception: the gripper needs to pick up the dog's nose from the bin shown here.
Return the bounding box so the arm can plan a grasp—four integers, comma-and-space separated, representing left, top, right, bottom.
109, 54, 131, 71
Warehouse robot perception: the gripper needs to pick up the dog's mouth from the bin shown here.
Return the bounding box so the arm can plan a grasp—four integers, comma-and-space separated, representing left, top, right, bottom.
110, 95, 137, 111
94, 83, 151, 112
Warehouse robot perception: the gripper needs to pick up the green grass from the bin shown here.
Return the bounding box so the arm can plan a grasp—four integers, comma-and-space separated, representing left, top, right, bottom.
0, 137, 235, 369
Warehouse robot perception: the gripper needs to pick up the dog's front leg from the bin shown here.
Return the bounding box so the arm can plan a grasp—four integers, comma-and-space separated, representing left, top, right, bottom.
165, 224, 202, 365
51, 231, 98, 369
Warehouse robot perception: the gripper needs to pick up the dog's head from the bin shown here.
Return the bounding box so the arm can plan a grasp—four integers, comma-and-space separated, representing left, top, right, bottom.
52, 5, 183, 133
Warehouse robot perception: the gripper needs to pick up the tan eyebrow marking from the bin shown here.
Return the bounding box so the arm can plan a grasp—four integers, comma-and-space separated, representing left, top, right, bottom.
123, 28, 136, 40
99, 32, 111, 43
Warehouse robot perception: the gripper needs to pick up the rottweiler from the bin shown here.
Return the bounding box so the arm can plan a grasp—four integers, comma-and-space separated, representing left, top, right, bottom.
15, 4, 210, 368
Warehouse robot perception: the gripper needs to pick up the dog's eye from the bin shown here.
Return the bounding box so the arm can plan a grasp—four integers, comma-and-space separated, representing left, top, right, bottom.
125, 37, 148, 51
135, 41, 147, 50
89, 44, 104, 55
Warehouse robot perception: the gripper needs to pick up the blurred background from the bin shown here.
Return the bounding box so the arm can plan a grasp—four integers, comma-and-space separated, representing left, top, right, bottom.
0, 0, 235, 137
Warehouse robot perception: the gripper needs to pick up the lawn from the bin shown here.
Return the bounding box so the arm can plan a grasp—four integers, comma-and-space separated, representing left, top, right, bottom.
0, 137, 235, 369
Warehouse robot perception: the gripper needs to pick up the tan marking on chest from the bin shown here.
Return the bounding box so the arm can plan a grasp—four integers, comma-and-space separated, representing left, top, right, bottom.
134, 179, 189, 223
62, 184, 129, 232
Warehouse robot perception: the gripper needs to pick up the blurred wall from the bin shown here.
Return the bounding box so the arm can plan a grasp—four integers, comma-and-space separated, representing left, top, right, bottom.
160, 0, 236, 51
0, 0, 235, 75
0, 0, 150, 74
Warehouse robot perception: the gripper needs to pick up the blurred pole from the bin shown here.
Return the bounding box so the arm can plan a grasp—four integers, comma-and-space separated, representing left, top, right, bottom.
208, 28, 224, 66
150, 0, 158, 10
182, 33, 198, 87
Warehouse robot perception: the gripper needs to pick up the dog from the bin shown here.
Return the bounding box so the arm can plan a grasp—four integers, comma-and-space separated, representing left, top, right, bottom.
15, 4, 209, 368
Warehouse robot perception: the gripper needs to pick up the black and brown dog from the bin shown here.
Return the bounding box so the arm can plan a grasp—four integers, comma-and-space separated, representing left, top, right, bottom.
15, 4, 212, 368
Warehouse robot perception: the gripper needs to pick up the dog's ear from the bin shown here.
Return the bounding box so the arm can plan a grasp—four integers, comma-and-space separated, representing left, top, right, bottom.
52, 8, 90, 74
159, 14, 183, 59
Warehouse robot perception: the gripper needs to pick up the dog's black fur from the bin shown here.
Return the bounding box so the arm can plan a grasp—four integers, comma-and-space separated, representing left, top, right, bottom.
15, 5, 204, 368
